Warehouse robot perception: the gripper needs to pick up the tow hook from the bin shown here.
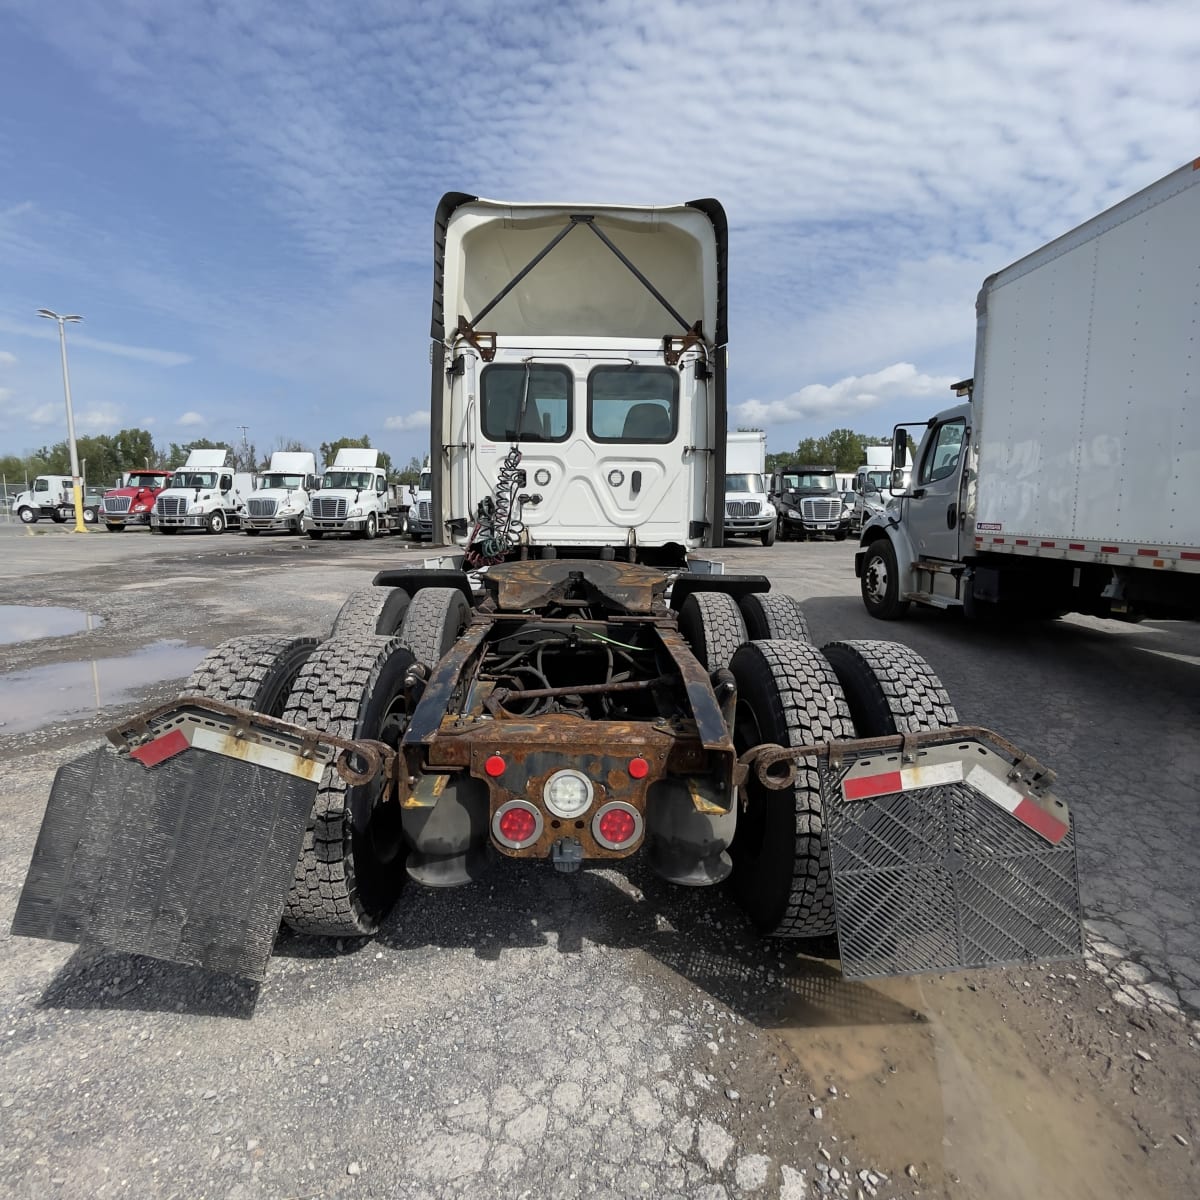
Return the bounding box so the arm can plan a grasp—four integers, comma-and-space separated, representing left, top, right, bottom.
551, 837, 584, 873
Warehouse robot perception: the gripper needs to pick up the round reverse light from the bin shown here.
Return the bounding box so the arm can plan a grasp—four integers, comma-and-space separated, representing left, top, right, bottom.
607, 469, 625, 487
493, 800, 543, 849
534, 468, 551, 486
544, 769, 594, 819
592, 801, 644, 850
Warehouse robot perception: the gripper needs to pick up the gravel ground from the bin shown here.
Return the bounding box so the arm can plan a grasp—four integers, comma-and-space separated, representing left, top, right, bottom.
1, 528, 1197, 1199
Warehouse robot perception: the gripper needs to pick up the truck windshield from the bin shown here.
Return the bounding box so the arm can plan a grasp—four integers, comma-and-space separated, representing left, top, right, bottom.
782, 473, 835, 491
862, 470, 890, 493
418, 472, 431, 491
127, 473, 171, 489
324, 472, 373, 490
259, 473, 304, 489
725, 473, 764, 493
177, 472, 217, 488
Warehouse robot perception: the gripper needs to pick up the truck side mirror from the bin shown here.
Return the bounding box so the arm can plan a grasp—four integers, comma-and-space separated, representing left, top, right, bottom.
890, 467, 906, 492
891, 427, 907, 469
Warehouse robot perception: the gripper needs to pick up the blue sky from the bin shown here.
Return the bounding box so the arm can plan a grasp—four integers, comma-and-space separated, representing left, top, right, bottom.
0, 0, 1197, 468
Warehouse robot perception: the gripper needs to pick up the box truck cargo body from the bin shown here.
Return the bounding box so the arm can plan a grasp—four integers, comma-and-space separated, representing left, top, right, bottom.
858, 157, 1200, 622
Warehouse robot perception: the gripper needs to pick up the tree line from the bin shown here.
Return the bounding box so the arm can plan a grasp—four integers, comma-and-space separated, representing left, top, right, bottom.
0, 431, 428, 488
764, 428, 891, 474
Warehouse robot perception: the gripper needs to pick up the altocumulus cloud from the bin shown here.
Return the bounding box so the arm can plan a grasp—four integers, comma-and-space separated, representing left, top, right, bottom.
734, 364, 956, 425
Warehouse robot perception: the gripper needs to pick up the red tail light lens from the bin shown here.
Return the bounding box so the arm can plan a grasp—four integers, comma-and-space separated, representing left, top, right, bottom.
592, 802, 644, 850
628, 756, 649, 780
499, 806, 537, 843
484, 754, 506, 777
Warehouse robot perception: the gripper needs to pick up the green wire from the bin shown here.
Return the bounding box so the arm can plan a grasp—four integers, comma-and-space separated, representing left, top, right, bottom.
572, 626, 645, 652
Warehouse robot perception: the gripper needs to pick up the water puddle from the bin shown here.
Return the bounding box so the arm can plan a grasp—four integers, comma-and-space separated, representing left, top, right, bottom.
0, 605, 103, 645
0, 640, 206, 735
771, 962, 1165, 1199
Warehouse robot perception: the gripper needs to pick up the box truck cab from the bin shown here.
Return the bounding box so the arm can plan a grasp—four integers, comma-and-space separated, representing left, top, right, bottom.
306, 448, 404, 539
243, 452, 318, 535
100, 469, 174, 531
722, 431, 776, 546
151, 450, 251, 534
14, 475, 74, 524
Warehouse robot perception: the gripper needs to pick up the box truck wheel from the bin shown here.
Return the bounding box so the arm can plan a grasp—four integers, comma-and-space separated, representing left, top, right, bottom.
727, 639, 854, 938
206, 511, 226, 535
678, 592, 748, 671
738, 592, 811, 642
331, 585, 411, 639
860, 539, 909, 620
184, 634, 319, 718
398, 587, 472, 670
280, 637, 415, 937
821, 640, 957, 735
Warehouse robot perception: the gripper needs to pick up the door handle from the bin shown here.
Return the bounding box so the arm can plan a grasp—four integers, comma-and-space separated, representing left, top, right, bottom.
910, 487, 926, 499
947, 503, 957, 529
631, 470, 642, 496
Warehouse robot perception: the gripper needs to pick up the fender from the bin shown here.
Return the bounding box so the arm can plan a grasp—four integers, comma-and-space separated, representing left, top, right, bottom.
854, 516, 917, 593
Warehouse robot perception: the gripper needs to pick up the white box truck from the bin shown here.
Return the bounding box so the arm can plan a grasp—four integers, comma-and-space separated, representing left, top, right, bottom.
151, 450, 252, 534
722, 431, 775, 545
243, 451, 319, 535
305, 447, 404, 539
858, 157, 1200, 623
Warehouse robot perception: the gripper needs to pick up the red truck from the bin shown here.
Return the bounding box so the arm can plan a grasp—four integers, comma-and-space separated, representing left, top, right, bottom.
100, 469, 175, 531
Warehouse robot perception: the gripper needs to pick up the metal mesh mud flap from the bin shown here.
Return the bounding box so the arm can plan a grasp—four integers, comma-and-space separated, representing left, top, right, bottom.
823, 748, 1083, 980
11, 744, 317, 981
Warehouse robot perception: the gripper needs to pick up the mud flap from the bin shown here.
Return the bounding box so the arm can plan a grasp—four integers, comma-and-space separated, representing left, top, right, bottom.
824, 741, 1083, 980
11, 741, 318, 981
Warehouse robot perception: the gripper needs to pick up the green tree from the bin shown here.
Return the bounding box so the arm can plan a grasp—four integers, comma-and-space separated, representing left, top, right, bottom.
395, 455, 424, 485
318, 435, 392, 476
111, 427, 159, 469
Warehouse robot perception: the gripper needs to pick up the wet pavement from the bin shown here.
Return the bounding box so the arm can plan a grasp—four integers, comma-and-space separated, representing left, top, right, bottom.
0, 605, 102, 646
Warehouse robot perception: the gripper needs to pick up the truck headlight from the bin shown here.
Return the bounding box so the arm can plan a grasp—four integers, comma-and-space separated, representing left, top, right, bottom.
544, 769, 594, 819
132, 503, 147, 512
763, 503, 776, 517
188, 503, 204, 514
347, 505, 363, 517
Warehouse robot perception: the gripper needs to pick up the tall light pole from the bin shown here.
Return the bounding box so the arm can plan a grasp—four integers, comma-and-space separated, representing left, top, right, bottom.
37, 308, 88, 532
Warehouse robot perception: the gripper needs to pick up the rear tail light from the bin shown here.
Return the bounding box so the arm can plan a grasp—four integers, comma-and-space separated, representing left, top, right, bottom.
492, 800, 543, 849
592, 802, 644, 850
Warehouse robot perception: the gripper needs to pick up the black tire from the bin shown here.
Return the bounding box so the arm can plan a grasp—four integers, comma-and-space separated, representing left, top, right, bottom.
728, 640, 854, 938
207, 511, 226, 535
184, 634, 319, 717
105, 523, 124, 532
677, 592, 747, 671
161, 526, 178, 535
761, 522, 776, 547
398, 587, 472, 669
307, 530, 324, 540
834, 531, 848, 542
83, 507, 98, 525
244, 527, 260, 537
363, 513, 378, 540
860, 538, 909, 620
821, 640, 958, 735
331, 585, 412, 639
739, 592, 811, 642
280, 637, 414, 936
18, 506, 35, 525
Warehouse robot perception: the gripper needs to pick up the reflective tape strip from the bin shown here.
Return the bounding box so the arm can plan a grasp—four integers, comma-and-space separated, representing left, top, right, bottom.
189, 727, 326, 782
966, 765, 1068, 844
129, 729, 189, 767
843, 760, 963, 800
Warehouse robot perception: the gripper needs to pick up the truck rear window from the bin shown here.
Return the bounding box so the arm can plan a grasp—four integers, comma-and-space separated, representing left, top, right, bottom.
588, 366, 678, 443
480, 364, 572, 443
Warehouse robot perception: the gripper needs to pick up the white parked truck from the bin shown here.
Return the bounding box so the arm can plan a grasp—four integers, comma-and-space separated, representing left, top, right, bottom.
305, 447, 403, 539
243, 451, 319, 535
13, 195, 1084, 993
858, 158, 1200, 623
13, 475, 74, 524
722, 430, 776, 546
407, 462, 434, 540
151, 450, 252, 534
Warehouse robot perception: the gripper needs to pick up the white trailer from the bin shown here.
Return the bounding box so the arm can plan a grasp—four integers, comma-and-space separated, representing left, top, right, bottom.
151, 450, 252, 534
243, 451, 319, 535
723, 431, 776, 545
858, 158, 1200, 622
305, 447, 404, 539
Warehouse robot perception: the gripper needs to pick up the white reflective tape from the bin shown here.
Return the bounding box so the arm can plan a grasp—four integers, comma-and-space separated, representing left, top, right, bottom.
899, 761, 963, 790
966, 764, 1021, 813
189, 727, 326, 782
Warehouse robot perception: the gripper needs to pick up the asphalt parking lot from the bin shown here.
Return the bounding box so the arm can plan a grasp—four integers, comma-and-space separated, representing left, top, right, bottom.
1, 527, 1197, 1199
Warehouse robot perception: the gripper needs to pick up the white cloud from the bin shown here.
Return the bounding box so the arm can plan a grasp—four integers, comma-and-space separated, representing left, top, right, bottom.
384, 411, 430, 432
178, 411, 206, 427
0, 318, 191, 367
139, 415, 159, 427
0, 387, 12, 402
735, 363, 957, 425
0, 351, 16, 368
29, 403, 59, 426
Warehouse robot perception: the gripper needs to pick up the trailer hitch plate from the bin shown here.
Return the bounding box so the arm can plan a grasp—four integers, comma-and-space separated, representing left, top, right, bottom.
824, 741, 1083, 980
11, 735, 319, 981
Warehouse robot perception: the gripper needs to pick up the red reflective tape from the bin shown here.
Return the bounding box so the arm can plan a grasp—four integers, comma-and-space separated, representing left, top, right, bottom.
1013, 797, 1069, 845
992, 537, 1005, 544
1041, 541, 1055, 548
1137, 548, 1160, 557
1015, 539, 1029, 546
843, 771, 902, 800
1069, 543, 1085, 551
1101, 546, 1118, 553
1182, 551, 1200, 561
130, 729, 189, 767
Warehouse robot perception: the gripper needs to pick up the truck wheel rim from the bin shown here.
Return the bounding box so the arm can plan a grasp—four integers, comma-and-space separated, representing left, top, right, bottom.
866, 556, 888, 602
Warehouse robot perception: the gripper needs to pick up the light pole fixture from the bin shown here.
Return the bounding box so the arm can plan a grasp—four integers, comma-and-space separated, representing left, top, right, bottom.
37, 308, 88, 533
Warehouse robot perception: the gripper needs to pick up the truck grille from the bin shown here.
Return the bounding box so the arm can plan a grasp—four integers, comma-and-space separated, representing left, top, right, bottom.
156, 496, 187, 517
417, 501, 431, 522
103, 496, 132, 514
801, 498, 840, 522
725, 500, 760, 519
247, 498, 277, 517
311, 497, 347, 520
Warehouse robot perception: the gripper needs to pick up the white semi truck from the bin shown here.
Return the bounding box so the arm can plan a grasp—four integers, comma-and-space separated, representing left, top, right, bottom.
151, 449, 252, 534
243, 451, 319, 535
305, 447, 404, 539
858, 158, 1200, 623
722, 430, 776, 545
407, 461, 434, 540
13, 475, 75, 524
13, 195, 1084, 992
